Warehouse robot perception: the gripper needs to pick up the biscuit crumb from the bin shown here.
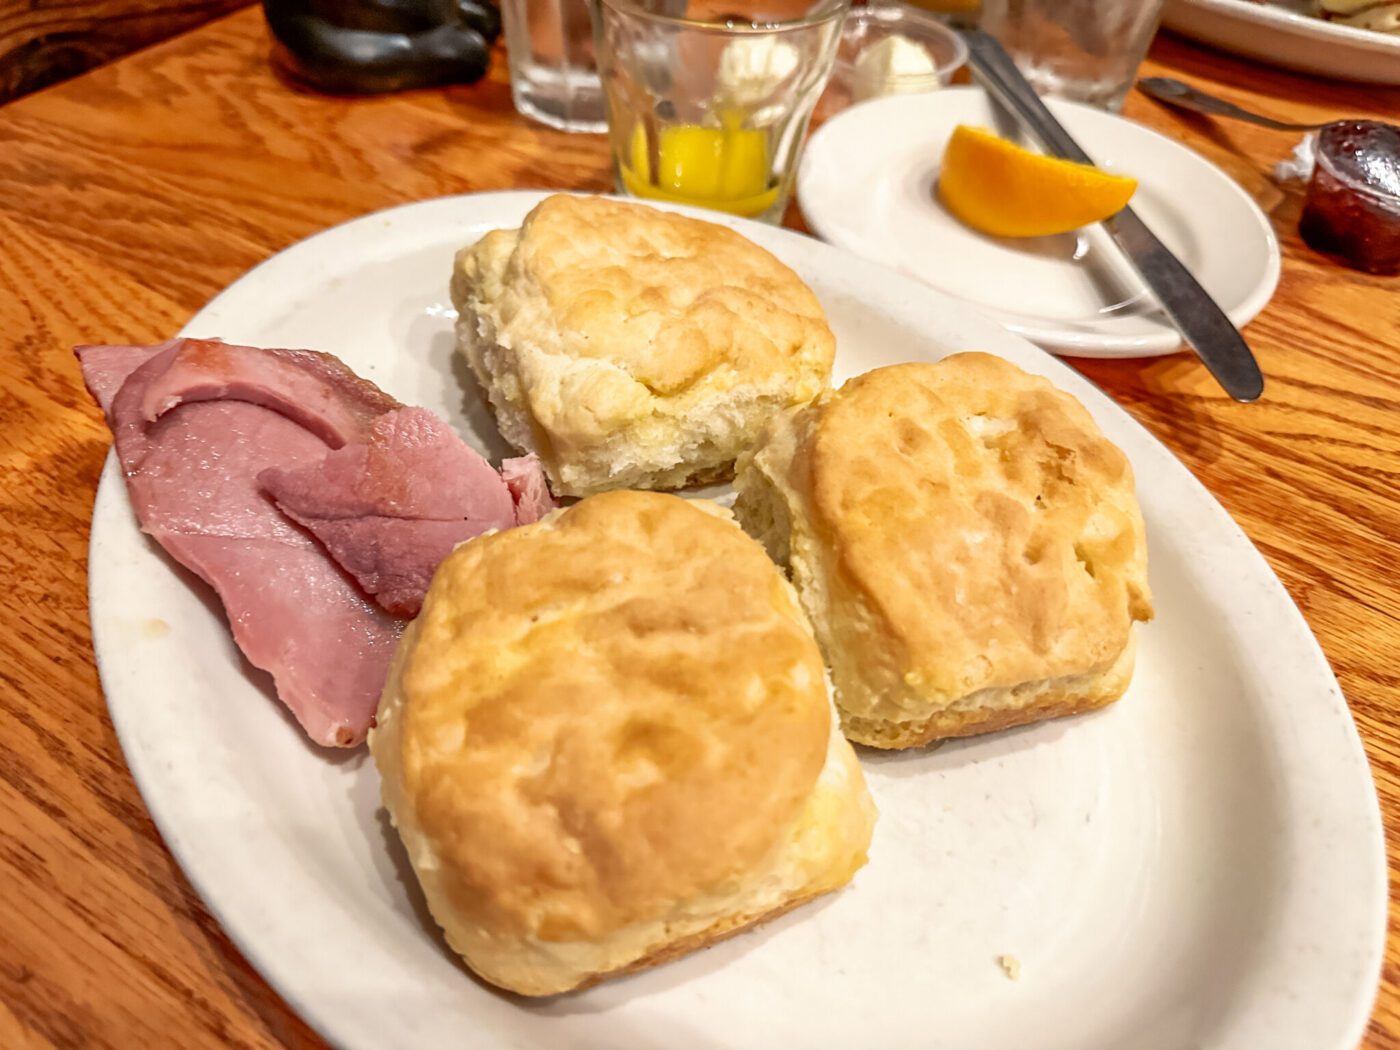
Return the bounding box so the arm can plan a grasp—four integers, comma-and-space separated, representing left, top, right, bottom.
998, 954, 1021, 981
143, 618, 170, 639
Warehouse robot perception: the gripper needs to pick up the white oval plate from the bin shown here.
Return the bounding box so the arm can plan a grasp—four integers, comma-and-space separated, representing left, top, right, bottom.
797, 88, 1281, 358
88, 191, 1381, 1050
1163, 0, 1400, 85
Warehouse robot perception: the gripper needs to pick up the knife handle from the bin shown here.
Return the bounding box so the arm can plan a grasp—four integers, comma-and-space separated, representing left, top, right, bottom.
1103, 209, 1265, 403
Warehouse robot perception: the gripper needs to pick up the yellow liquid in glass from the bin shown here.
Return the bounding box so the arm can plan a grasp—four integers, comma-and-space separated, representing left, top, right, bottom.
621, 122, 781, 219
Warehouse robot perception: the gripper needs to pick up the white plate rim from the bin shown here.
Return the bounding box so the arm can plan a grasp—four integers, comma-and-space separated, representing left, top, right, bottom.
86, 189, 1383, 1050
798, 88, 1282, 358
1164, 0, 1400, 81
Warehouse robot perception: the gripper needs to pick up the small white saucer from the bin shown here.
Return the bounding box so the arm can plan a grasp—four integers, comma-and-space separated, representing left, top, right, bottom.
798, 88, 1281, 358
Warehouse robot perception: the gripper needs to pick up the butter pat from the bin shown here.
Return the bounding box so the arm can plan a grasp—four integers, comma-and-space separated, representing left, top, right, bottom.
717, 37, 801, 107
852, 34, 939, 102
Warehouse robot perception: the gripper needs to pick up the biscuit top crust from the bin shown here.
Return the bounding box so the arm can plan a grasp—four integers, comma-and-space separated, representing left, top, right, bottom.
806, 354, 1153, 701
453, 195, 834, 420
392, 490, 831, 944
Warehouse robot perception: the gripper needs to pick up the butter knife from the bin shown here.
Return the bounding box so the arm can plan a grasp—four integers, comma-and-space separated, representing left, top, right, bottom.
960, 30, 1265, 403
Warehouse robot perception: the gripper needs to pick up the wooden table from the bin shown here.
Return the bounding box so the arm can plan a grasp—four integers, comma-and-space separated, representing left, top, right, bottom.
1, 8, 1396, 1047
0, 0, 247, 103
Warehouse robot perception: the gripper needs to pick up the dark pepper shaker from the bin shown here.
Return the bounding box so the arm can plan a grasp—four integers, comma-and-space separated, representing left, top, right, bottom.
264, 0, 502, 95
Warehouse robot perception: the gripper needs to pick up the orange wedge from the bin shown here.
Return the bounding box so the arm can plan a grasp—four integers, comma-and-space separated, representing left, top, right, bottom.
938, 124, 1138, 238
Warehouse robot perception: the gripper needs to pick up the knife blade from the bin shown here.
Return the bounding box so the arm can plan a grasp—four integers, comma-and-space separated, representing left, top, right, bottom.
960, 29, 1265, 403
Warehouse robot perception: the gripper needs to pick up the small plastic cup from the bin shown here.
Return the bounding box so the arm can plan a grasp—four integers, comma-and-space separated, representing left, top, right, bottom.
816, 3, 969, 123
1299, 120, 1400, 276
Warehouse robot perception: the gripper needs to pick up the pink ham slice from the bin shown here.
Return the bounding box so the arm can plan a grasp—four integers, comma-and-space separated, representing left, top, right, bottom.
77, 337, 558, 745
80, 341, 172, 412
259, 406, 522, 618
501, 454, 556, 526
135, 339, 399, 447
77, 338, 405, 748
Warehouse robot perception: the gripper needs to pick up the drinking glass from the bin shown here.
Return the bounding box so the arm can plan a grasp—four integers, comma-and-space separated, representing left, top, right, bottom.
592, 0, 849, 223
502, 0, 607, 131
979, 0, 1166, 111
815, 3, 968, 125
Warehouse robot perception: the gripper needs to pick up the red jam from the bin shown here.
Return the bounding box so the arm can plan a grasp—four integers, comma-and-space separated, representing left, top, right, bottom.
1299, 120, 1400, 276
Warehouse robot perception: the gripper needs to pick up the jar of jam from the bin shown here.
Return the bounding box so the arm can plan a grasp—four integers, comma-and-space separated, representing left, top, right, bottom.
1299, 120, 1400, 276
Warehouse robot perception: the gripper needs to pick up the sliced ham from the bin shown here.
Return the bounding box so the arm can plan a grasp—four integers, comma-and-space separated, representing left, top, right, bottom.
77, 337, 558, 747
80, 341, 173, 413
136, 340, 399, 448
259, 407, 521, 618
501, 454, 556, 525
78, 338, 405, 748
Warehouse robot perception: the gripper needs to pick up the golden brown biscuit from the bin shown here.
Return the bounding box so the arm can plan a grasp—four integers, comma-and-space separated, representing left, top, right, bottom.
450, 195, 835, 497
370, 490, 875, 995
734, 354, 1153, 749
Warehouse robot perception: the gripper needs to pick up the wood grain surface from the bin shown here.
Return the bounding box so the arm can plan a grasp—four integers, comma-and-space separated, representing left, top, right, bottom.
0, 0, 250, 102
0, 8, 1396, 1047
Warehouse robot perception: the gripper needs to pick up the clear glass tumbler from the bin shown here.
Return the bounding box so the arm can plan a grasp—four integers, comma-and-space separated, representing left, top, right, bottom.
502, 0, 608, 132
979, 0, 1166, 111
592, 0, 849, 223
815, 3, 968, 125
